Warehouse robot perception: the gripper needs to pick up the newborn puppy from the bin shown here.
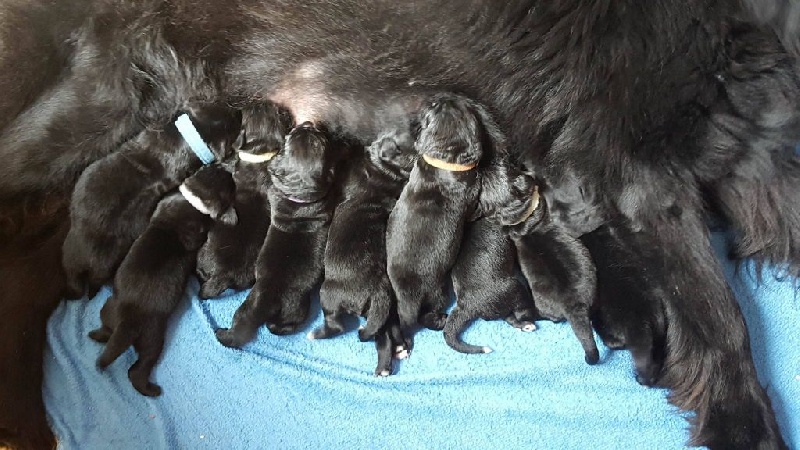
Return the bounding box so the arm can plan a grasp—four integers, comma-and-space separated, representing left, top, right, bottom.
508, 189, 600, 365
386, 94, 484, 352
196, 103, 292, 298
581, 221, 668, 386
62, 104, 241, 299
445, 218, 537, 354
310, 132, 416, 376
387, 93, 535, 352
89, 165, 237, 396
216, 122, 340, 347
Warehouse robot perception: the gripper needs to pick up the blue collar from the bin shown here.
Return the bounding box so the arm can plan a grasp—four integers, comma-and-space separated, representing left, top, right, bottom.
174, 113, 216, 165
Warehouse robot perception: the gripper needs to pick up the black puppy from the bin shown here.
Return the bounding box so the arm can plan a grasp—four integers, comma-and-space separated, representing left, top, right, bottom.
196, 103, 292, 298
581, 221, 668, 386
508, 189, 600, 365
62, 104, 241, 298
216, 122, 340, 347
386, 93, 536, 352
445, 218, 538, 354
89, 165, 237, 396
310, 132, 415, 376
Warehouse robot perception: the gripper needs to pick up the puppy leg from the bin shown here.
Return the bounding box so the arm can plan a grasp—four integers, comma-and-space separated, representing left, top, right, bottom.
308, 309, 348, 340
443, 306, 491, 354
96, 320, 138, 369
88, 298, 116, 343
127, 331, 165, 397
216, 290, 267, 348
505, 297, 537, 332
628, 327, 660, 387
567, 312, 600, 365
373, 329, 394, 377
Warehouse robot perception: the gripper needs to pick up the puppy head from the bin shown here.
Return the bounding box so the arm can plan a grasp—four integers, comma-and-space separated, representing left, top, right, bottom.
184, 103, 243, 161
268, 122, 335, 203
368, 131, 417, 178
235, 103, 292, 161
495, 171, 541, 226
179, 164, 238, 226
415, 94, 484, 167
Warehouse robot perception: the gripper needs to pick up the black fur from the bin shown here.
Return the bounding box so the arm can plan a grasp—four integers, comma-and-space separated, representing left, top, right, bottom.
196, 103, 292, 298
508, 197, 600, 366
311, 133, 415, 375
0, 1, 797, 447
89, 164, 237, 396
445, 218, 537, 354
215, 122, 340, 347
581, 222, 669, 386
386, 94, 487, 353
62, 104, 241, 298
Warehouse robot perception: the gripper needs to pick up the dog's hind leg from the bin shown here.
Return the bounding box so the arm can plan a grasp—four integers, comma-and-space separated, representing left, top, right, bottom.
308, 309, 348, 340
567, 312, 600, 365
216, 289, 269, 348
373, 329, 394, 377
96, 320, 138, 369
443, 306, 491, 354
128, 331, 165, 397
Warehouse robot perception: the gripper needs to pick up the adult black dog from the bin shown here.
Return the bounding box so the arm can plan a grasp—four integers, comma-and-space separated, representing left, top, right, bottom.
1, 1, 798, 448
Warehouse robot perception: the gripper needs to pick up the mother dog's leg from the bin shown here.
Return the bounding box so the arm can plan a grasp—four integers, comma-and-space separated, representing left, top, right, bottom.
704, 24, 800, 277
617, 189, 787, 448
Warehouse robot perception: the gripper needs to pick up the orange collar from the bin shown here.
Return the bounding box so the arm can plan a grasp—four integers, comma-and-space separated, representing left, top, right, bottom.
422, 154, 478, 172
509, 186, 540, 225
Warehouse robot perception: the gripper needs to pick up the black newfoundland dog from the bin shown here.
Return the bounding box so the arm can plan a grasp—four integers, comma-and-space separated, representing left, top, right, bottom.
1, 1, 798, 449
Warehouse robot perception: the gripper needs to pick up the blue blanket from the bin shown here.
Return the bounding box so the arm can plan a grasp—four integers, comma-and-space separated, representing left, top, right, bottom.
43, 233, 800, 449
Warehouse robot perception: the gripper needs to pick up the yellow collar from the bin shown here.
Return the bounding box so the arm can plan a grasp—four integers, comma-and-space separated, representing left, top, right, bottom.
238, 150, 277, 164
509, 186, 540, 225
421, 154, 478, 172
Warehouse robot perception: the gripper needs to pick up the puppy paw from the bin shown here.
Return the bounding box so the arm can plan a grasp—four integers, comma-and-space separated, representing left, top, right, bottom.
133, 381, 162, 397
215, 328, 243, 348
481, 346, 493, 354
584, 349, 600, 366
375, 369, 392, 377
519, 323, 537, 332
395, 346, 410, 360
88, 327, 112, 343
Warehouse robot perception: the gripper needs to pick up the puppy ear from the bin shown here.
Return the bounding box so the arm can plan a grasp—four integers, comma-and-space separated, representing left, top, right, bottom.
218, 206, 238, 226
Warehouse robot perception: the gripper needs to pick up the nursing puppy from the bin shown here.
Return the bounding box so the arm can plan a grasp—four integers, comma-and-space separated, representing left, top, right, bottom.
581, 221, 668, 386
387, 93, 535, 352
310, 132, 415, 376
196, 103, 292, 298
216, 122, 340, 347
89, 165, 238, 396
445, 218, 537, 354
508, 190, 600, 365
62, 104, 241, 298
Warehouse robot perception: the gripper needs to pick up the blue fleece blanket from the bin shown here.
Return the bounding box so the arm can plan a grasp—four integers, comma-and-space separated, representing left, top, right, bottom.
43, 233, 800, 449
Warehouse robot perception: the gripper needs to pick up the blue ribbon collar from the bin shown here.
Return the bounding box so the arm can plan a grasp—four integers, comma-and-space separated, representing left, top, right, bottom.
175, 113, 216, 165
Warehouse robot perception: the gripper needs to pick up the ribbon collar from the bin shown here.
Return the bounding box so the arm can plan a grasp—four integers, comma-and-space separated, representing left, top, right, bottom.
175, 113, 216, 165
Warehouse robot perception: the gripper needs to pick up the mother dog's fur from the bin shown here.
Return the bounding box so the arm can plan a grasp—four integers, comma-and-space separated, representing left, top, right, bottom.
1, 1, 799, 448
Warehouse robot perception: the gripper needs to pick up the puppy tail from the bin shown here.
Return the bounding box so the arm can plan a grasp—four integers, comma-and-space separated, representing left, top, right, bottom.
96, 322, 138, 369
443, 307, 491, 354
359, 288, 393, 341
